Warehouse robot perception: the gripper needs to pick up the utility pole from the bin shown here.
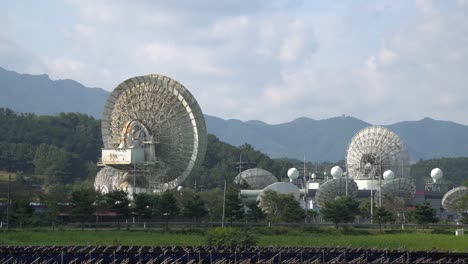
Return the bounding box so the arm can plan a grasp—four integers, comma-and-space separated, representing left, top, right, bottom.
370, 174, 374, 224
221, 175, 226, 228
303, 155, 308, 210
379, 158, 382, 207
6, 174, 11, 231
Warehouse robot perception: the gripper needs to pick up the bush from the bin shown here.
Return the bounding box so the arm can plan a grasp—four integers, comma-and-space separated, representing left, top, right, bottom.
206, 228, 257, 247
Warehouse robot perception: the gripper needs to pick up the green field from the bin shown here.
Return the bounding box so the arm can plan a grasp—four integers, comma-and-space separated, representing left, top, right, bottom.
0, 230, 467, 252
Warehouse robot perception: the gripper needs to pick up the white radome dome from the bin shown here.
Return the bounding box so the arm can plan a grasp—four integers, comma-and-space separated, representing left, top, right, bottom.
311, 173, 317, 179
177, 186, 184, 191
287, 168, 300, 180
383, 170, 395, 181
431, 168, 443, 182
330, 166, 343, 179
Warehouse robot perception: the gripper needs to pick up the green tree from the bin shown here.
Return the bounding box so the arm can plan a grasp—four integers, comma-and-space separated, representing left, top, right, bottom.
13, 198, 34, 228
133, 193, 155, 221
183, 194, 207, 222
321, 196, 360, 228
159, 191, 179, 218
225, 190, 244, 225
71, 188, 95, 224
33, 144, 73, 186
281, 195, 305, 222
259, 190, 283, 223
359, 200, 375, 222
305, 210, 319, 223
104, 190, 131, 221
259, 190, 305, 223
245, 201, 265, 222
199, 189, 223, 221
464, 179, 468, 187
413, 202, 438, 229
41, 184, 68, 228
372, 207, 395, 231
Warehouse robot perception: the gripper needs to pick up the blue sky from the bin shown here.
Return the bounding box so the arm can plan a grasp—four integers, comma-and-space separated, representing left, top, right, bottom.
1, 0, 468, 125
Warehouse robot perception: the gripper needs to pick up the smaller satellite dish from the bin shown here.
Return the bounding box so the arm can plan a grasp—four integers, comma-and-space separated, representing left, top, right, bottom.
383, 170, 395, 181
331, 166, 343, 179
287, 168, 299, 181
177, 186, 183, 191
311, 173, 317, 179
431, 168, 443, 183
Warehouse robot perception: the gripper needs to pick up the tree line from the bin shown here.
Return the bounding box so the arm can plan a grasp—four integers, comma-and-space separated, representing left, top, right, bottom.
1, 107, 467, 195
3, 185, 441, 229
0, 108, 294, 193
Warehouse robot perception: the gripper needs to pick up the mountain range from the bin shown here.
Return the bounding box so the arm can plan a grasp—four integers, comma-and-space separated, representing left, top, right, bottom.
1, 66, 467, 162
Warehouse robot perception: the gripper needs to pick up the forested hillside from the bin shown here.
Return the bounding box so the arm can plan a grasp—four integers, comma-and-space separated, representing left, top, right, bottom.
188, 135, 293, 190
2, 67, 468, 162
0, 108, 293, 192
411, 157, 468, 186
0, 108, 101, 187
0, 108, 466, 196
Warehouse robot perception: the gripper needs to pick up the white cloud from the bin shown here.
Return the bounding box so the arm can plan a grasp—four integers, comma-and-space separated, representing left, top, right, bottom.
2, 0, 468, 125
138, 43, 228, 76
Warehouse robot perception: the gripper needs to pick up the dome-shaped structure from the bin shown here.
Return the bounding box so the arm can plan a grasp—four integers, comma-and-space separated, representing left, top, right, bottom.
314, 178, 358, 208
431, 168, 443, 183
287, 168, 300, 180
257, 182, 301, 202
383, 170, 395, 181
233, 168, 278, 189
331, 166, 343, 179
346, 126, 410, 180
442, 186, 468, 212
95, 74, 207, 193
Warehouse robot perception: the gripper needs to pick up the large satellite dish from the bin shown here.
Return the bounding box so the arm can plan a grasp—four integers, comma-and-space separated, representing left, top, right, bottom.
442, 186, 468, 212
375, 178, 416, 202
314, 178, 358, 208
233, 168, 278, 189
95, 74, 207, 193
346, 126, 410, 180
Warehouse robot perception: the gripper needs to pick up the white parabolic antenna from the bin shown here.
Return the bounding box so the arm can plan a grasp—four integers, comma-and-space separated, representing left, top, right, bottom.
94, 74, 207, 193
375, 178, 416, 202
314, 178, 358, 208
346, 126, 410, 180
442, 186, 468, 212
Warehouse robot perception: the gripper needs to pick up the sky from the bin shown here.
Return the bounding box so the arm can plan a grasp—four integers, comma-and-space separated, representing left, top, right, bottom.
1, 0, 468, 125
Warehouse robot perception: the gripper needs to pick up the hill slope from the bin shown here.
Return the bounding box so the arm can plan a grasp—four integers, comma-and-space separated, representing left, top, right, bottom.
1, 67, 468, 161
0, 67, 108, 118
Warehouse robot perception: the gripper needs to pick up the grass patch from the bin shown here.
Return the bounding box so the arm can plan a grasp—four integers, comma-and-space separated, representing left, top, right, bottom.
0, 230, 205, 246
0, 172, 16, 182
0, 229, 467, 252
258, 233, 467, 252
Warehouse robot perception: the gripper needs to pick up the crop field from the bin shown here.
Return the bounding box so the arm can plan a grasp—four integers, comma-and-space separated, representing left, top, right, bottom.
0, 230, 467, 252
